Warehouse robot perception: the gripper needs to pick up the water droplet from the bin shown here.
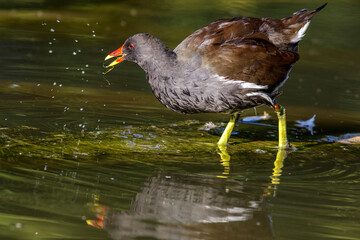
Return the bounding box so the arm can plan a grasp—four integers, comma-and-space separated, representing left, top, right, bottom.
10, 84, 20, 88
37, 84, 41, 86
92, 34, 96, 37
53, 38, 56, 40
75, 39, 78, 42
130, 9, 137, 16
50, 28, 55, 32
78, 49, 81, 53
73, 52, 77, 55
86, 23, 90, 26
56, 19, 60, 23
81, 71, 85, 74
59, 84, 62, 87
85, 64, 89, 67
48, 50, 53, 53
92, 30, 95, 33
65, 67, 69, 70
49, 42, 52, 44
80, 108, 84, 111
53, 82, 56, 86
81, 89, 84, 92
15, 223, 22, 228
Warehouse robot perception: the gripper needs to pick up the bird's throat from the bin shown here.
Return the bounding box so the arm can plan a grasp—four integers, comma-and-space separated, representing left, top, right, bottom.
136, 49, 178, 78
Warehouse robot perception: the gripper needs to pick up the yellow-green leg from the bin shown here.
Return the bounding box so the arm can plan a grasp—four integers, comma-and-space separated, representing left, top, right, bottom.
274, 105, 291, 149
217, 114, 240, 146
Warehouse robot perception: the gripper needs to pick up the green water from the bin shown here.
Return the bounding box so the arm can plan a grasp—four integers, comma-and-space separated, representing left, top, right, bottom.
1, 0, 359, 239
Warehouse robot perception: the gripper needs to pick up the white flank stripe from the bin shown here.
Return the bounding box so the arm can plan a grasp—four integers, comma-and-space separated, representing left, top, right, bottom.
240, 82, 268, 89
217, 76, 268, 89
273, 66, 293, 91
246, 92, 273, 104
291, 21, 310, 43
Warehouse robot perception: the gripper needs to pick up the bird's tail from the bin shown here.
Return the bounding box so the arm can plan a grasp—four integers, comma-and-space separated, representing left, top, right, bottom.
283, 3, 327, 24
282, 3, 327, 43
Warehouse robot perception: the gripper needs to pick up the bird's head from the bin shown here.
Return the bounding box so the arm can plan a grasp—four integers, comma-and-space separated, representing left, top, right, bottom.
104, 33, 171, 69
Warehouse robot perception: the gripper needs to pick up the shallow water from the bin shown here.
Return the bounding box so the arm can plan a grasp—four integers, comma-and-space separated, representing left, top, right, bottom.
1, 0, 360, 240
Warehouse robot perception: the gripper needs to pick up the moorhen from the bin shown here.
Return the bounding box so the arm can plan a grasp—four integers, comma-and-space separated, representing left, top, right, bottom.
104, 4, 327, 149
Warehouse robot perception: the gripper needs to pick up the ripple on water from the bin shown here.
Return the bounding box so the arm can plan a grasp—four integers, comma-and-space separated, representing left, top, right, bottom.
266, 146, 360, 240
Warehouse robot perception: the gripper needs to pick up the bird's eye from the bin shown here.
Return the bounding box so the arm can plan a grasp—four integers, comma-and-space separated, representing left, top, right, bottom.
129, 44, 134, 49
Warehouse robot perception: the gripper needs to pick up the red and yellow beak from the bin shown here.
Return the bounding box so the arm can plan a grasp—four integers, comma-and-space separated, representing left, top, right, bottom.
104, 44, 126, 68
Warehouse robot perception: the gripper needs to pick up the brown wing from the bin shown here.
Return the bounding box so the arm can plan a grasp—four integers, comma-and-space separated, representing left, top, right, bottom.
202, 37, 299, 91
175, 17, 299, 91
175, 17, 268, 54
175, 5, 326, 54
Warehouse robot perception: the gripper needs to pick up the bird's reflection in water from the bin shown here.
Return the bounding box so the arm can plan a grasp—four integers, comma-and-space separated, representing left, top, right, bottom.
267, 149, 288, 197
217, 144, 231, 178
270, 149, 287, 185
86, 148, 287, 240
217, 145, 288, 197
87, 173, 275, 239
